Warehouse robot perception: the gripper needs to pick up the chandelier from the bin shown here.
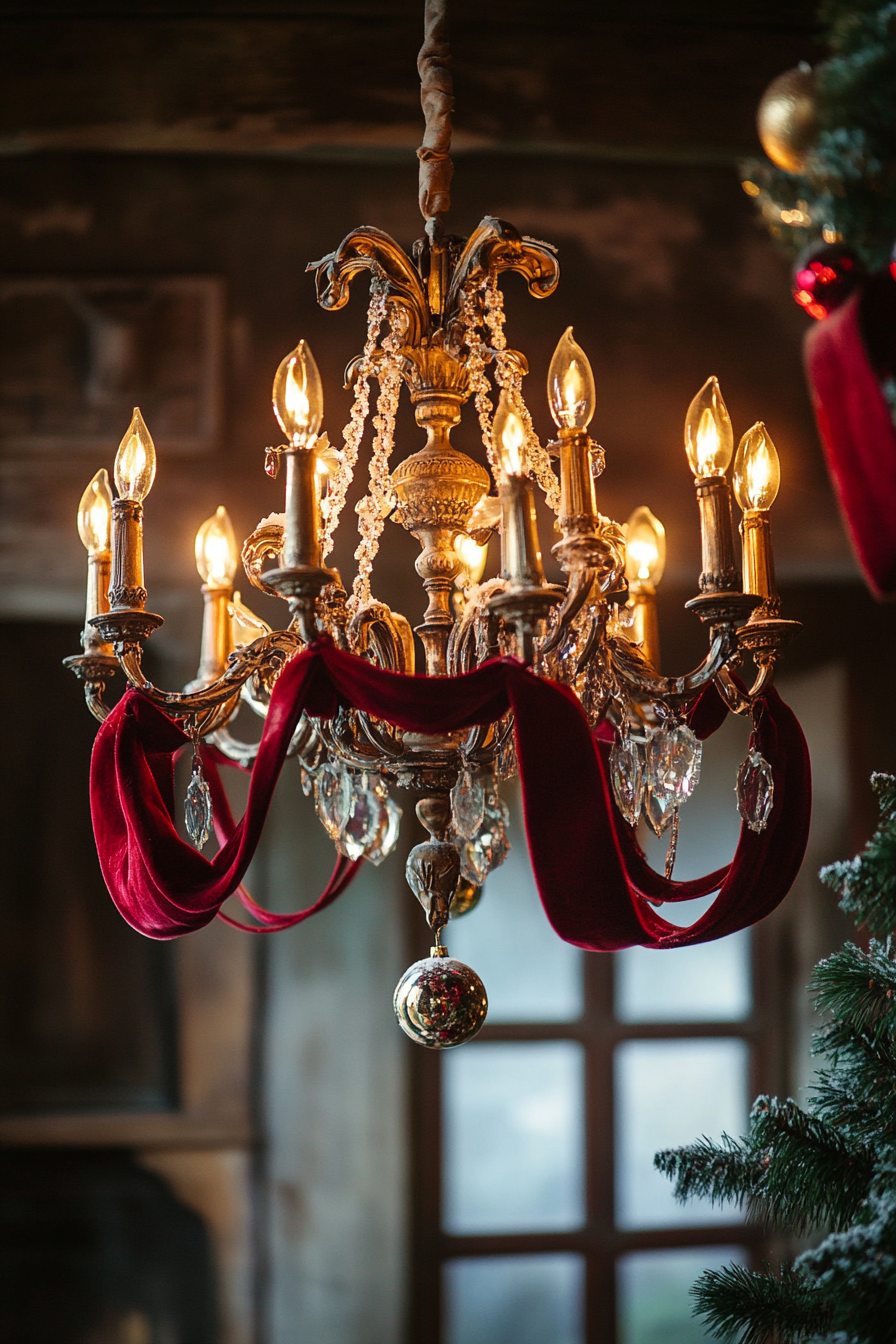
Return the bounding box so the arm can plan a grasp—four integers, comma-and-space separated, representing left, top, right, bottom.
64, 0, 809, 1051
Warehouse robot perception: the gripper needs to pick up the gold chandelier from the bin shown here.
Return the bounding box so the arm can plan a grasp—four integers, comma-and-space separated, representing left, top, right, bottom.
65, 0, 799, 1050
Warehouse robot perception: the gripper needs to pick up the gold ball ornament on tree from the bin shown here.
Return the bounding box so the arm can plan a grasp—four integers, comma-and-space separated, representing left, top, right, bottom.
757, 63, 819, 173
393, 947, 488, 1048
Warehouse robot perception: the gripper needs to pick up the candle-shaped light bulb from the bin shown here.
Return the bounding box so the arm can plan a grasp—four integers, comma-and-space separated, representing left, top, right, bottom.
114, 407, 157, 502
273, 340, 324, 448
548, 327, 595, 430
684, 377, 734, 479
195, 506, 238, 588
733, 422, 780, 512
493, 390, 528, 477
77, 469, 113, 557
624, 506, 666, 587
454, 533, 488, 585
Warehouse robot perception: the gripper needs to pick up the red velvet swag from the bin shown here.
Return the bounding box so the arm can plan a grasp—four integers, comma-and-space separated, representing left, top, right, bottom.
90, 638, 811, 951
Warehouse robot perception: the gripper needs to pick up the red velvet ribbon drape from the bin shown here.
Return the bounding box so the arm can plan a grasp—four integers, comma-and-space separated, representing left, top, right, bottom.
805, 292, 896, 598
90, 638, 811, 951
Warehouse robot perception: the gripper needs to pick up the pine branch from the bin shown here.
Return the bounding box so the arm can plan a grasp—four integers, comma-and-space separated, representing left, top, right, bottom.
749, 1098, 875, 1234
810, 1072, 896, 1152
822, 776, 896, 941
654, 1135, 762, 1208
811, 941, 896, 1050
797, 1184, 896, 1344
690, 1262, 832, 1344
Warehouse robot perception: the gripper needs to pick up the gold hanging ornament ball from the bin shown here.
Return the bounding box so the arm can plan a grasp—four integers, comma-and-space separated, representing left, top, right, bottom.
757, 63, 819, 173
393, 952, 488, 1048
449, 877, 482, 918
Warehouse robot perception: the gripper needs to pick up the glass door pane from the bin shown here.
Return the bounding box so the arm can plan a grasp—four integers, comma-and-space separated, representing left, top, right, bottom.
615, 1038, 749, 1228
445, 1253, 585, 1344
443, 1041, 586, 1233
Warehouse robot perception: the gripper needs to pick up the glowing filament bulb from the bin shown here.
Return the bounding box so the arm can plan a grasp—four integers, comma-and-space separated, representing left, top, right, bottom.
733, 422, 781, 511
272, 340, 324, 447
493, 390, 528, 477
114, 407, 157, 502
624, 505, 666, 586
547, 327, 596, 430
77, 468, 113, 556
454, 533, 488, 585
684, 377, 734, 479
195, 505, 238, 587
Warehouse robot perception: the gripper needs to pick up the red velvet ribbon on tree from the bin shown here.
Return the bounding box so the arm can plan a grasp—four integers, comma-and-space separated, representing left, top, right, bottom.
90, 637, 811, 950
804, 290, 896, 598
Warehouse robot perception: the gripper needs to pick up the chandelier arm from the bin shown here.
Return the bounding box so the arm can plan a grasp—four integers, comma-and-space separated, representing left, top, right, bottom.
466, 714, 513, 768
115, 631, 303, 718
574, 600, 610, 677
355, 711, 405, 759
63, 653, 120, 725
540, 566, 597, 657
348, 601, 407, 672
608, 629, 738, 705
206, 725, 261, 769
714, 662, 777, 715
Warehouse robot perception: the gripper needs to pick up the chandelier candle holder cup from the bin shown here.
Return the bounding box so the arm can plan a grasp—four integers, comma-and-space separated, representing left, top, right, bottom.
65, 0, 810, 1054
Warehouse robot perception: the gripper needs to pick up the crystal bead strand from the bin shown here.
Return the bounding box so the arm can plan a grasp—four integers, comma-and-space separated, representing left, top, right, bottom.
461, 286, 503, 481
484, 276, 561, 513
350, 315, 402, 609
321, 289, 387, 562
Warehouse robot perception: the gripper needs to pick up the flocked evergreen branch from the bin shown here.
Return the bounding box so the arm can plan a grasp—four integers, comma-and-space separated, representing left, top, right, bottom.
689, 1262, 832, 1344
654, 1135, 763, 1210
821, 775, 896, 940
796, 1183, 896, 1344
749, 1097, 875, 1234
812, 940, 896, 1049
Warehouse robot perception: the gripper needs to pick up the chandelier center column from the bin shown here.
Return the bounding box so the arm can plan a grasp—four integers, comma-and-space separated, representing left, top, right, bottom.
392, 388, 489, 676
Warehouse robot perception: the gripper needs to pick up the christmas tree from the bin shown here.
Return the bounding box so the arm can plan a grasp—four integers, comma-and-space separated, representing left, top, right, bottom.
654, 772, 896, 1344
744, 0, 896, 269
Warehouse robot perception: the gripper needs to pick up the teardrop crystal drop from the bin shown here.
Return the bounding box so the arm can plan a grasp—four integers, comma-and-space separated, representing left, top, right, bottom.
644, 785, 674, 837
314, 760, 351, 840
185, 769, 213, 850
736, 749, 774, 833
451, 768, 486, 839
610, 736, 645, 825
366, 797, 403, 866
337, 777, 386, 860
647, 724, 702, 804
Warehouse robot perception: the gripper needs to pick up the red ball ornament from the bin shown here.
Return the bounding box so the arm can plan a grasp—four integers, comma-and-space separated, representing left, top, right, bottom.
792, 243, 866, 320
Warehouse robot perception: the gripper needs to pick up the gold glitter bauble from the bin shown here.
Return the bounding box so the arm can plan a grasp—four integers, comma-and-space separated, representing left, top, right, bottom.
757, 65, 819, 174
393, 955, 488, 1048
450, 878, 482, 918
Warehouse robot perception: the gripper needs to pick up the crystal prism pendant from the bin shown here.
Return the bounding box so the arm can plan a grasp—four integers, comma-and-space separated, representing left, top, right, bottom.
460, 790, 511, 884
365, 797, 402, 866
644, 785, 674, 837
185, 764, 213, 850
451, 768, 485, 840
647, 724, 702, 803
337, 780, 382, 860
314, 760, 351, 840
736, 749, 774, 833
610, 736, 645, 825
